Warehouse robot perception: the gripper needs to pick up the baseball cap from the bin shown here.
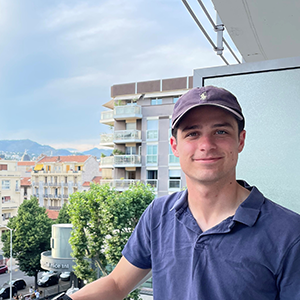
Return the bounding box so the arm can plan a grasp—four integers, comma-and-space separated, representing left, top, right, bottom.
171, 86, 244, 129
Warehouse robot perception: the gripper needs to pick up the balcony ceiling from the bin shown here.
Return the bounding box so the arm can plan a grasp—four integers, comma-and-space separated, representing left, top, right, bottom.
211, 0, 300, 62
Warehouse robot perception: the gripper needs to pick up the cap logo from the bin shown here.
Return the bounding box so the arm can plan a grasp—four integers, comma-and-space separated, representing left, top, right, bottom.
200, 92, 207, 100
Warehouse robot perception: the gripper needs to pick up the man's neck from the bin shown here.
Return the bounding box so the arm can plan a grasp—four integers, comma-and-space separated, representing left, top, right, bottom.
186, 179, 250, 232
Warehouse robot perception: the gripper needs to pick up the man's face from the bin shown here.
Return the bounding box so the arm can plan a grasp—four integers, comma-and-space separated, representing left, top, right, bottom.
170, 106, 245, 186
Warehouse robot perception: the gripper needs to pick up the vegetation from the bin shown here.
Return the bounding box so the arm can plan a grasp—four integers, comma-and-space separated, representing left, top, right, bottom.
68, 182, 155, 300
1, 197, 53, 288
56, 202, 71, 224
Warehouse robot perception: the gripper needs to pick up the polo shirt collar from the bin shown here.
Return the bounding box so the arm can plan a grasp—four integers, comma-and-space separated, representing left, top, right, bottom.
170, 181, 265, 228
233, 181, 265, 227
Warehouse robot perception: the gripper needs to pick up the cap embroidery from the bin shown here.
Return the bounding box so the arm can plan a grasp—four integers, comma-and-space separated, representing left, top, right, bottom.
200, 92, 207, 100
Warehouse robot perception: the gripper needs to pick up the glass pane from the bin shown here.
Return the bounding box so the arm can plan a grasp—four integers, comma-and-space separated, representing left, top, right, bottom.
205, 68, 300, 213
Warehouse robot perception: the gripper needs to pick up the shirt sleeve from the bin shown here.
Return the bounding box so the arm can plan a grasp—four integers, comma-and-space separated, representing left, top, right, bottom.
277, 236, 300, 299
122, 202, 153, 269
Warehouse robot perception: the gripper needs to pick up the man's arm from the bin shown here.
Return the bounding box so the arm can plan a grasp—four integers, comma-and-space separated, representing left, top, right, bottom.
70, 256, 151, 300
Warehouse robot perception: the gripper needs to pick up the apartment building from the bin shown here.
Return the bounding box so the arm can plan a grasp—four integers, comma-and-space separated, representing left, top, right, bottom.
99, 76, 193, 197
0, 160, 21, 226
31, 155, 100, 209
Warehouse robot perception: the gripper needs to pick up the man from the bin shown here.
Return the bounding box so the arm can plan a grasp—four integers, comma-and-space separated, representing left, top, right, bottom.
65, 86, 300, 299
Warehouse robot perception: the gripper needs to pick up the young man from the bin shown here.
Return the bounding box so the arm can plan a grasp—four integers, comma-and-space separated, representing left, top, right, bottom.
66, 86, 300, 300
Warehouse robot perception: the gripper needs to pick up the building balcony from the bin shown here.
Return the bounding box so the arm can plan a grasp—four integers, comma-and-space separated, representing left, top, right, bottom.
169, 154, 180, 165
100, 110, 114, 125
114, 155, 141, 168
145, 179, 158, 191
99, 133, 114, 147
100, 179, 141, 191
63, 194, 68, 198
100, 156, 114, 169
168, 179, 181, 191
114, 105, 142, 121
114, 130, 142, 144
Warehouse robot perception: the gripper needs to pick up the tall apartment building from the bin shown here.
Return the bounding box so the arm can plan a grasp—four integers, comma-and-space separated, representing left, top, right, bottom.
31, 155, 100, 209
0, 160, 21, 226
99, 76, 193, 197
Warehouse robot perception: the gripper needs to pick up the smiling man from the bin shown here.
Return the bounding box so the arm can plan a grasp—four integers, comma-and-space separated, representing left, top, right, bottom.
64, 86, 300, 300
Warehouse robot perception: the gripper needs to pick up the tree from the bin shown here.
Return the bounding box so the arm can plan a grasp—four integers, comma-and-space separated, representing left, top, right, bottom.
1, 197, 53, 288
68, 182, 155, 300
56, 202, 71, 224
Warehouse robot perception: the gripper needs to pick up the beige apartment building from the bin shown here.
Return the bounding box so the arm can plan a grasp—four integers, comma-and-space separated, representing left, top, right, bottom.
99, 76, 192, 197
31, 155, 100, 209
0, 160, 22, 226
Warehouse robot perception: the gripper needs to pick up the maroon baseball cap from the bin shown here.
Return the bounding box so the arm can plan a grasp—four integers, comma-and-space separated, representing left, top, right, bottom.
171, 86, 244, 129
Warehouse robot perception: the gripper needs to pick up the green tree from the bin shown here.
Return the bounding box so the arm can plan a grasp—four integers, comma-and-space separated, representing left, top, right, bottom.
68, 182, 155, 300
1, 197, 54, 288
56, 202, 71, 224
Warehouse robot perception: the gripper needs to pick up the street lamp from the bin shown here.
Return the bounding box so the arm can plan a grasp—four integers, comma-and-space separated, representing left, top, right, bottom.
0, 225, 12, 300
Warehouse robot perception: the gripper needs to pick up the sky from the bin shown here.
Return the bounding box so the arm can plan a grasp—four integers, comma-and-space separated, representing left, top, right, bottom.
0, 0, 240, 152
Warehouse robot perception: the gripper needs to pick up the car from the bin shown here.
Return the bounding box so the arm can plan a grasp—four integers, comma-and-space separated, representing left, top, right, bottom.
11, 279, 26, 290
40, 270, 55, 277
60, 272, 71, 281
0, 285, 17, 299
0, 266, 8, 275
37, 273, 59, 287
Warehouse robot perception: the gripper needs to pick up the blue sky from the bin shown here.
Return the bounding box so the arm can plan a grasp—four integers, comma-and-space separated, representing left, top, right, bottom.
0, 0, 240, 151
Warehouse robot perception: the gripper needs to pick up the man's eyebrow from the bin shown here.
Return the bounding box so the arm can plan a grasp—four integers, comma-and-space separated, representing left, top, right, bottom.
212, 122, 234, 129
181, 122, 234, 132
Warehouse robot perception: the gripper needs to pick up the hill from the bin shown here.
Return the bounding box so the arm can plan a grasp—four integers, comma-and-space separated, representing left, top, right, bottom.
0, 139, 112, 159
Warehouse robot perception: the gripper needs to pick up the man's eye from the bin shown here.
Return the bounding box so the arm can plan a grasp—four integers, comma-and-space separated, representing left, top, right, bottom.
187, 132, 198, 137
216, 130, 227, 135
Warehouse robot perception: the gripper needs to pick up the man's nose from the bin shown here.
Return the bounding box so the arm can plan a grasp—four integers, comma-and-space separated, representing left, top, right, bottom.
198, 135, 216, 151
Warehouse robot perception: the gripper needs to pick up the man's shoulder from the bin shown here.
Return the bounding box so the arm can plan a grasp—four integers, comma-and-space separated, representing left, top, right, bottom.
151, 190, 186, 212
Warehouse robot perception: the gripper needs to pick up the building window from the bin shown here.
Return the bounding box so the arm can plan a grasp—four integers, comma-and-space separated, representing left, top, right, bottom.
169, 169, 181, 190
2, 180, 10, 190
151, 98, 162, 105
16, 180, 19, 191
2, 196, 11, 203
146, 170, 158, 189
2, 213, 11, 220
0, 164, 8, 171
146, 145, 158, 164
45, 177, 47, 183
125, 146, 136, 155
126, 122, 136, 130
147, 119, 158, 140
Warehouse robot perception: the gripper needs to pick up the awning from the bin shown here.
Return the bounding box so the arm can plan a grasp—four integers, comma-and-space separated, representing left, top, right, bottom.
34, 164, 44, 171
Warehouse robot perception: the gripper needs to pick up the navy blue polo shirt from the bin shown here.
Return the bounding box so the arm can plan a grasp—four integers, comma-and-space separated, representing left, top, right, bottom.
123, 181, 300, 299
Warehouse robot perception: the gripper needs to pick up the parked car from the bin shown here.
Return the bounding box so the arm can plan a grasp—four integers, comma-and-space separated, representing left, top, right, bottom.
37, 273, 59, 287
40, 270, 55, 277
0, 285, 17, 299
60, 272, 71, 281
11, 279, 26, 290
0, 266, 8, 275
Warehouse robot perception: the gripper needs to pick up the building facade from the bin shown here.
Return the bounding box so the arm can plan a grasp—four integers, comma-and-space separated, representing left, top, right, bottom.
100, 76, 193, 197
0, 160, 22, 225
31, 155, 100, 209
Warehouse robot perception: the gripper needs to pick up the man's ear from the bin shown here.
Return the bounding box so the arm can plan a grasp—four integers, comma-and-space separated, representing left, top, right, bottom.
170, 136, 179, 157
238, 130, 246, 153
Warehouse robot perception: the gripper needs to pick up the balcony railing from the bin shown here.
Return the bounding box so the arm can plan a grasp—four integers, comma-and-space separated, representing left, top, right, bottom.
169, 154, 180, 165
168, 179, 181, 190
146, 130, 158, 140
100, 156, 114, 168
146, 155, 158, 165
100, 110, 114, 124
114, 105, 142, 120
100, 133, 114, 146
114, 130, 142, 143
145, 179, 158, 190
114, 155, 141, 167
63, 194, 68, 198
100, 179, 141, 190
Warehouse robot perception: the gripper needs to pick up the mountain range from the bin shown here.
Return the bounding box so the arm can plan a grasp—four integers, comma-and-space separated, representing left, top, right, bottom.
0, 139, 112, 159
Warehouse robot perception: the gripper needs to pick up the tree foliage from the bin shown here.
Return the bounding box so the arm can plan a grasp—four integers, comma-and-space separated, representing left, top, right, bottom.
68, 182, 155, 300
1, 197, 53, 288
56, 202, 71, 224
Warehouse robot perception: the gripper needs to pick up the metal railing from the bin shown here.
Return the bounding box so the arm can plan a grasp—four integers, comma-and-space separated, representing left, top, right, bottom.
114, 130, 141, 142
114, 105, 142, 117
114, 155, 141, 166
100, 133, 114, 144
168, 179, 181, 190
